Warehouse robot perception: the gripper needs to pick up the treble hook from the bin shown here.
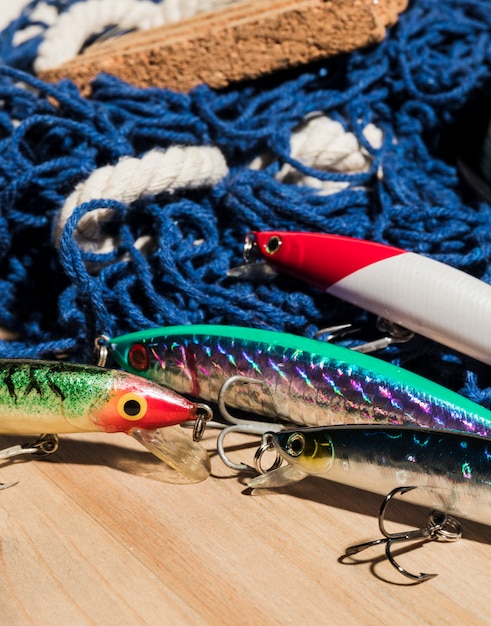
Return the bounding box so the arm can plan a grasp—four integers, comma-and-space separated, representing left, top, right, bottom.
216, 376, 284, 472
0, 434, 59, 490
344, 486, 462, 582
315, 318, 414, 354
217, 423, 284, 472
217, 375, 276, 426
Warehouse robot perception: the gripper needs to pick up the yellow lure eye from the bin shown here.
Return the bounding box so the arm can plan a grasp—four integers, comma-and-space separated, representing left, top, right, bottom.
286, 432, 305, 457
117, 393, 148, 421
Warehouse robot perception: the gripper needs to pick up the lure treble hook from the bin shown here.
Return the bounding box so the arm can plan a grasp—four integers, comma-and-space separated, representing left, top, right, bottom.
344, 486, 462, 582
216, 376, 283, 472
314, 318, 414, 354
0, 434, 59, 490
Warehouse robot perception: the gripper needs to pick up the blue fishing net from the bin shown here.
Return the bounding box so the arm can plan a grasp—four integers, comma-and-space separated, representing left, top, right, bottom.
0, 0, 489, 406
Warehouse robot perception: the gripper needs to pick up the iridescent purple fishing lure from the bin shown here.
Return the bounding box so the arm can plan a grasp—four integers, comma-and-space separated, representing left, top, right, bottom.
110, 325, 491, 437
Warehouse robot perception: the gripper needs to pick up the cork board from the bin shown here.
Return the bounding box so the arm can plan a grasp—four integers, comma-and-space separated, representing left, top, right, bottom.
39, 0, 409, 93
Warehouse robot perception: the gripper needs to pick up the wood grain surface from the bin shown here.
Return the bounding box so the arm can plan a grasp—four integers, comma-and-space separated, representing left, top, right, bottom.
0, 427, 489, 625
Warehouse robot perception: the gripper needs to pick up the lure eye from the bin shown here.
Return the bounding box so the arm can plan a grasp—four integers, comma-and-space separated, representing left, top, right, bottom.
265, 235, 282, 255
128, 343, 150, 371
286, 432, 305, 457
117, 393, 148, 421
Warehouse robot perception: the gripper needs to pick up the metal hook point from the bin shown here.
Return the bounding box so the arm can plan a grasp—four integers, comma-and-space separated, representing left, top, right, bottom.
315, 318, 414, 354
0, 481, 19, 491
217, 375, 275, 426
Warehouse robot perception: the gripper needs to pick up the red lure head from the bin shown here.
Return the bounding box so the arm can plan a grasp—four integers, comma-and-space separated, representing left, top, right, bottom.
248, 231, 405, 291
90, 371, 196, 434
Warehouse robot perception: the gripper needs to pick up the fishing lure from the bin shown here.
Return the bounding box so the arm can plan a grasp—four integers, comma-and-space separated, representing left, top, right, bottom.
0, 359, 212, 483
108, 325, 491, 441
248, 425, 491, 580
238, 231, 491, 365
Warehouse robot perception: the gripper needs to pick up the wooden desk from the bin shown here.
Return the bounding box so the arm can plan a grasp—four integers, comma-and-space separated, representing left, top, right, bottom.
0, 428, 489, 625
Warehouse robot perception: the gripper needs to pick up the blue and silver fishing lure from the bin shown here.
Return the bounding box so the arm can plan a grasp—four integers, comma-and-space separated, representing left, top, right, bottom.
249, 424, 491, 581
249, 425, 491, 526
108, 325, 491, 437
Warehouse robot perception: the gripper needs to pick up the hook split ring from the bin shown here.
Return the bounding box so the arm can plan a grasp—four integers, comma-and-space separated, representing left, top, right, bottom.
253, 433, 283, 475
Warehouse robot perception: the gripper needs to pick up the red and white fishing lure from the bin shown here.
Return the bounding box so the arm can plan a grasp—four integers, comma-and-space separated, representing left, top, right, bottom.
243, 231, 491, 365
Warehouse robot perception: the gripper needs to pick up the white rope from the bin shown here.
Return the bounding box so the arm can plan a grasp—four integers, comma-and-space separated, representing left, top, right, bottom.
250, 114, 383, 194
35, 0, 163, 72
55, 145, 229, 254
0, 0, 33, 32
12, 3, 58, 46
34, 0, 240, 73
53, 116, 382, 257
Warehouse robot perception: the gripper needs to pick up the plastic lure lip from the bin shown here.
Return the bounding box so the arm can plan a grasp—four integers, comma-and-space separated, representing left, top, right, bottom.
130, 426, 211, 483
226, 260, 277, 280
244, 231, 491, 365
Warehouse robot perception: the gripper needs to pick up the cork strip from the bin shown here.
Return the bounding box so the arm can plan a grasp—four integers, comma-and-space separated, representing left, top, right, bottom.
39, 0, 408, 93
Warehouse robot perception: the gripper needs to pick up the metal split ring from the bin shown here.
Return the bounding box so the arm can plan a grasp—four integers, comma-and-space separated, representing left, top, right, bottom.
428, 510, 462, 542
94, 335, 111, 367
192, 404, 214, 441
253, 433, 283, 475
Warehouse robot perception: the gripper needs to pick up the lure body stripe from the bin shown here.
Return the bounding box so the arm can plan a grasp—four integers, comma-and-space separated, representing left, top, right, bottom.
0, 359, 198, 435
110, 325, 491, 436
268, 426, 491, 526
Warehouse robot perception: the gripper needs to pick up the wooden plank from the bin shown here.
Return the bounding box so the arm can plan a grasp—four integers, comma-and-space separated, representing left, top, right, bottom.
0, 428, 489, 625
39, 0, 408, 93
